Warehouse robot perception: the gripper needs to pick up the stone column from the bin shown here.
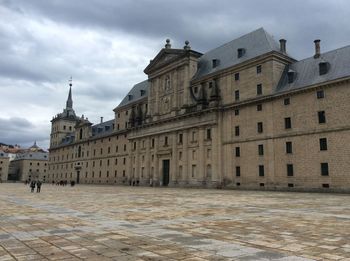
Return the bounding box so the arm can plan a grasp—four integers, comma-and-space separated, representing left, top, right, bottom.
198, 128, 205, 185
170, 132, 177, 186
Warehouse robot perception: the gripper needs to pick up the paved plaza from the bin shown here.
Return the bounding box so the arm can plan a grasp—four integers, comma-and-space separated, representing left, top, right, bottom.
0, 184, 349, 260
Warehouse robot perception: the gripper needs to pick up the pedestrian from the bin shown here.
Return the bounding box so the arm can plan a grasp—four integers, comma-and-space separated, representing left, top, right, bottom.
36, 181, 42, 193
30, 181, 36, 193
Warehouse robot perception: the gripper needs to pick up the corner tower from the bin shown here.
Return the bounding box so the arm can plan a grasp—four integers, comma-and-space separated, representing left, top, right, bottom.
50, 78, 79, 148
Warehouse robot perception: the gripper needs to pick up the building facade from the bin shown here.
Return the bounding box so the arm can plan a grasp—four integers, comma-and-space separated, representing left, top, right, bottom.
0, 151, 10, 182
8, 142, 49, 182
48, 28, 350, 192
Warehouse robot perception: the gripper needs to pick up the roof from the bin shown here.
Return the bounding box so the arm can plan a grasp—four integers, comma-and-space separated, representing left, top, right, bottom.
14, 151, 48, 161
116, 80, 149, 109
92, 119, 114, 137
0, 150, 9, 158
277, 45, 350, 92
192, 28, 289, 80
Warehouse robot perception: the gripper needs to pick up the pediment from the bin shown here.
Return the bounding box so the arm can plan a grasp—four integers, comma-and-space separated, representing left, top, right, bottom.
144, 49, 186, 75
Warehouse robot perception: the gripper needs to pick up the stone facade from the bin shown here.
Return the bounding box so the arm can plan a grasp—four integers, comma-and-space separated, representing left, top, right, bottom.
0, 151, 10, 182
48, 28, 350, 192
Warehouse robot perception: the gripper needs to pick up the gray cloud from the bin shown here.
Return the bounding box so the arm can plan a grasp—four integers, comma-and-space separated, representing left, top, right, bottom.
0, 0, 350, 148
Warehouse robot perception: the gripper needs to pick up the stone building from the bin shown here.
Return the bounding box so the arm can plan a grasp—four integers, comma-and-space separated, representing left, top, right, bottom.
48, 28, 350, 192
0, 150, 10, 182
9, 142, 49, 182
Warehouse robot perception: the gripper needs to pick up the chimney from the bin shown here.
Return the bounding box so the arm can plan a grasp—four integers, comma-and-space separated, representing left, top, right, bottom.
279, 39, 286, 53
100, 117, 103, 123
165, 39, 171, 49
314, 39, 321, 58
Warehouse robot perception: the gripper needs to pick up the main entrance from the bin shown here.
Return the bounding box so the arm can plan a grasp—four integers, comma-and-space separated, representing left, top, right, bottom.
162, 160, 170, 186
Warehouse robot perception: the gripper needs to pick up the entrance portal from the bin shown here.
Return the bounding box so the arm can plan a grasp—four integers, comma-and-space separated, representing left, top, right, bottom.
162, 160, 170, 186
76, 171, 80, 184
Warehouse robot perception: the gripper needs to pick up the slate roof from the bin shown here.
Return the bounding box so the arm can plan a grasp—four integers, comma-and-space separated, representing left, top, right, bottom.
277, 45, 350, 92
192, 28, 289, 80
92, 119, 114, 137
117, 80, 149, 108
14, 151, 48, 161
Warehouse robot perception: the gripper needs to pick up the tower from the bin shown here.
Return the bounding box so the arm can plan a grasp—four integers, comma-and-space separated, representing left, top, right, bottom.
50, 78, 79, 148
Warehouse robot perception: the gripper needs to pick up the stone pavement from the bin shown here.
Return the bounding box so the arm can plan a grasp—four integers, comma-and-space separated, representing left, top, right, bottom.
0, 184, 349, 260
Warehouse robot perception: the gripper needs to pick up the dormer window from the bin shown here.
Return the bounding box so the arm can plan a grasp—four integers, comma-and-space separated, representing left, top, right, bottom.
237, 48, 245, 58
128, 94, 133, 101
287, 69, 296, 84
140, 90, 145, 96
319, 62, 329, 75
212, 59, 219, 68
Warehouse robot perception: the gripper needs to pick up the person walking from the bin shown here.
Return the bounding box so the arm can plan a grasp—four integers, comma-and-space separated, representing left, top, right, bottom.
36, 181, 42, 193
30, 181, 36, 193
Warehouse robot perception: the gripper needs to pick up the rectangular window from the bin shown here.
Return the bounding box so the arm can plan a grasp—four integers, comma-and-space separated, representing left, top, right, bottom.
318, 111, 326, 124
321, 163, 329, 176
234, 90, 240, 101
178, 133, 183, 144
257, 122, 263, 133
288, 183, 294, 188
257, 104, 262, 111
164, 136, 168, 146
286, 141, 293, 154
320, 138, 328, 151
317, 90, 324, 99
258, 144, 264, 156
259, 165, 264, 177
235, 147, 240, 157
256, 65, 262, 74
234, 109, 239, 116
206, 129, 211, 140
151, 138, 155, 148
284, 98, 290, 105
236, 166, 241, 177
284, 117, 292, 129
257, 84, 262, 95
234, 73, 240, 81
287, 164, 294, 176
191, 165, 196, 178
133, 142, 136, 150
235, 126, 240, 136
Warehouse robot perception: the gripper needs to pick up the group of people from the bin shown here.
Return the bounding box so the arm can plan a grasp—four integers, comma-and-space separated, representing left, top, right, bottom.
28, 180, 42, 193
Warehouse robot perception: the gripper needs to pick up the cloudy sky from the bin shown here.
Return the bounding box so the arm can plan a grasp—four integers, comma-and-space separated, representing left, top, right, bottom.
0, 0, 349, 150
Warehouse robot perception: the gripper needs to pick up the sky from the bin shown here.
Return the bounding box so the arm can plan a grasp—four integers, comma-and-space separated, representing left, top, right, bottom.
1, 0, 350, 150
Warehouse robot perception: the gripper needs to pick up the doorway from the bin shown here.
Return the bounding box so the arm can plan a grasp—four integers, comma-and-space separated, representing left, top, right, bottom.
162, 160, 170, 186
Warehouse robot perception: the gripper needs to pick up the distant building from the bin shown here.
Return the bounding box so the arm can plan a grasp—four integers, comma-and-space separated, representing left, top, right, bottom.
0, 150, 10, 182
8, 142, 48, 182
48, 28, 350, 192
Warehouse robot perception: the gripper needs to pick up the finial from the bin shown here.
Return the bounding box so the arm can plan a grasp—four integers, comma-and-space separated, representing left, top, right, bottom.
165, 39, 171, 49
69, 76, 72, 87
184, 40, 191, 50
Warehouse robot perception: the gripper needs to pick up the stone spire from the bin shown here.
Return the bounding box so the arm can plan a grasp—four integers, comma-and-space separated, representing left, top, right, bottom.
66, 77, 73, 109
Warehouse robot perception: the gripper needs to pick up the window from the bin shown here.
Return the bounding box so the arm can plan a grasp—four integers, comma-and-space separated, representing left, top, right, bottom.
236, 182, 241, 186
286, 141, 293, 154
317, 90, 324, 99
284, 117, 292, 129
191, 165, 196, 178
237, 48, 245, 58
320, 138, 328, 151
284, 98, 290, 105
259, 165, 264, 177
235, 147, 240, 157
287, 164, 294, 176
212, 59, 219, 68
257, 104, 262, 111
234, 90, 240, 101
260, 183, 265, 187
178, 133, 183, 144
236, 166, 241, 177
258, 144, 264, 156
234, 73, 240, 81
234, 109, 239, 116
288, 183, 294, 188
319, 62, 329, 75
206, 129, 211, 140
100, 148, 103, 155
151, 138, 155, 148
235, 126, 240, 136
322, 184, 329, 188
124, 144, 126, 151
164, 136, 168, 146
257, 84, 262, 95
256, 65, 262, 74
108, 147, 111, 154
318, 111, 326, 124
321, 163, 329, 176
133, 142, 136, 150
257, 122, 263, 133
123, 158, 126, 165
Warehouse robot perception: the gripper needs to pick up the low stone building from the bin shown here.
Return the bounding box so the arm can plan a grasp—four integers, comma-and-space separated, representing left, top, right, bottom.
48, 28, 350, 192
9, 142, 49, 182
0, 150, 10, 182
